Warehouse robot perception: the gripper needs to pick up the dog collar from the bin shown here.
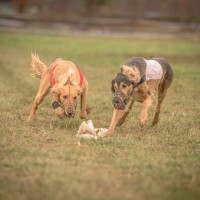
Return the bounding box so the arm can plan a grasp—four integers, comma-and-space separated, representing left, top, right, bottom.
134, 75, 146, 88
50, 64, 84, 87
76, 66, 84, 87
50, 64, 58, 87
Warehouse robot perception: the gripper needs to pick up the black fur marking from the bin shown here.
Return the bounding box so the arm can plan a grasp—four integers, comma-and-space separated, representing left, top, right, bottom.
52, 101, 60, 109
134, 75, 146, 88
125, 57, 146, 76
114, 73, 134, 86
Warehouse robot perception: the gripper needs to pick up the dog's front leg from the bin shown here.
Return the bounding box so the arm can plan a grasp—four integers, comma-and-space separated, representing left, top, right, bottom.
117, 99, 134, 126
51, 94, 65, 119
79, 82, 88, 119
140, 95, 152, 126
103, 109, 125, 137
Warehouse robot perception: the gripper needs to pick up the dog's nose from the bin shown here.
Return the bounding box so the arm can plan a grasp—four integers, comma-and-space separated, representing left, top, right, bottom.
113, 97, 121, 105
66, 107, 74, 117
113, 98, 120, 104
113, 97, 124, 110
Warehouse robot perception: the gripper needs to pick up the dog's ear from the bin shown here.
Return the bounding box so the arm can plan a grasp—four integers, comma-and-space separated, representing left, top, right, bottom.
51, 84, 62, 103
121, 65, 141, 83
111, 79, 115, 93
111, 74, 117, 93
51, 83, 61, 94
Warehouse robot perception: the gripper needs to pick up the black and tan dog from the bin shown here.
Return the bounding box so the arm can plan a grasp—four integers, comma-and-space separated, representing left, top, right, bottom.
105, 57, 173, 136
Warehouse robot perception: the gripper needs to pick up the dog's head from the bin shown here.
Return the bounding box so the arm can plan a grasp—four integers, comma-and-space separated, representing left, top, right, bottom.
52, 69, 82, 118
111, 73, 135, 110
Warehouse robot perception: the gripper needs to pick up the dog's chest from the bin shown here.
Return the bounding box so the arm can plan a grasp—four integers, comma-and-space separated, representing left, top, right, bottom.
131, 81, 151, 102
145, 60, 163, 81
131, 91, 144, 102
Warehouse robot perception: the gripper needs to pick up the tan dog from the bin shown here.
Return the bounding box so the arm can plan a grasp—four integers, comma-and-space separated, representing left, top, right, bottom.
27, 53, 88, 121
105, 57, 173, 136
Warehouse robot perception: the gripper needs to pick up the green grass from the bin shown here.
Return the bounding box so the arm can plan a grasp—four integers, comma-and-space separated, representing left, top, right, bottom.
0, 31, 200, 200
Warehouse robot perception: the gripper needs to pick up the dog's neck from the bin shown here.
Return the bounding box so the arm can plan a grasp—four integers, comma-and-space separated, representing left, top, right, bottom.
134, 75, 146, 88
50, 64, 84, 88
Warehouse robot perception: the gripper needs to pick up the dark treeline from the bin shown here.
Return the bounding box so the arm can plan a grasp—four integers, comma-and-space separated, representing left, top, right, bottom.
1, 0, 200, 22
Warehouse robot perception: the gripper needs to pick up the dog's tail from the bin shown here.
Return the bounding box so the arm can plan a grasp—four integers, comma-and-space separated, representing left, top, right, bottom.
30, 52, 48, 78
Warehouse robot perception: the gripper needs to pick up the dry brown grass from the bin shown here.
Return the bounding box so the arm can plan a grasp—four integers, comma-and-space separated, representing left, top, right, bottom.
0, 32, 200, 200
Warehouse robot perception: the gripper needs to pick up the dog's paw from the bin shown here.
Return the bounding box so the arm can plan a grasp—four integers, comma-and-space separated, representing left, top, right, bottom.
86, 106, 91, 115
100, 133, 108, 138
27, 116, 34, 121
54, 107, 65, 119
152, 119, 159, 126
79, 113, 87, 119
100, 130, 113, 138
100, 133, 111, 138
140, 120, 146, 127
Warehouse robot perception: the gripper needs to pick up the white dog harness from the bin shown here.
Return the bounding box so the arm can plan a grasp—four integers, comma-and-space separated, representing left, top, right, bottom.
145, 59, 163, 81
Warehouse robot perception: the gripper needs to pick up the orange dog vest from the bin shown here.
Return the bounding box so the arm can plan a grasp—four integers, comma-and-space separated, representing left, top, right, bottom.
50, 64, 84, 87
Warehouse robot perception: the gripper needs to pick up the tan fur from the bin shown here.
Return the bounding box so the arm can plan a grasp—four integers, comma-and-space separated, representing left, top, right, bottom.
27, 53, 88, 121
104, 60, 173, 137
30, 52, 48, 78
122, 66, 161, 93
121, 65, 141, 83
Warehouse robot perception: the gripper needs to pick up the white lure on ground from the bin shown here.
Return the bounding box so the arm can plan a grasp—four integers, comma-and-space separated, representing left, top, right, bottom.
77, 120, 108, 140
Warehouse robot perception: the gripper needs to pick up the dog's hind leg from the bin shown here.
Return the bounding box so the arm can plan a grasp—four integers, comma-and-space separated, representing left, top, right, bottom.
152, 58, 173, 126
152, 79, 171, 126
79, 81, 88, 119
117, 99, 134, 127
140, 95, 152, 126
27, 71, 50, 121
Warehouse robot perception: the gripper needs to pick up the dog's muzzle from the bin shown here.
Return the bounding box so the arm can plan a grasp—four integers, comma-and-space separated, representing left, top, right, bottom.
65, 106, 76, 118
65, 107, 75, 118
113, 97, 125, 110
113, 90, 131, 110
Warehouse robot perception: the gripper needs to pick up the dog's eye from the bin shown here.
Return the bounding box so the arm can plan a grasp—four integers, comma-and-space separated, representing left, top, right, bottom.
74, 96, 77, 100
122, 84, 127, 89
63, 95, 68, 99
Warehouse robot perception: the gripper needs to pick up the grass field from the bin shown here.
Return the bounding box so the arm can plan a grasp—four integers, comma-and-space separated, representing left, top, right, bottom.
0, 31, 200, 200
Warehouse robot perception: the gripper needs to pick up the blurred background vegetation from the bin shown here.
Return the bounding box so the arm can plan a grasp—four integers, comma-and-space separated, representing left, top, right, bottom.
0, 0, 200, 37
0, 0, 199, 21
